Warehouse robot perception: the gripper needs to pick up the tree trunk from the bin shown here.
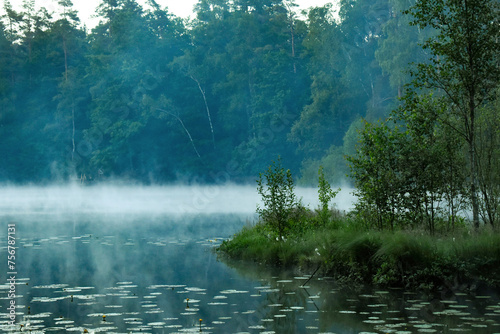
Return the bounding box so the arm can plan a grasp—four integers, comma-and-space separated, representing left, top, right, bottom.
72, 104, 75, 162
470, 142, 480, 229
465, 0, 480, 229
289, 14, 296, 74
63, 37, 68, 82
190, 76, 215, 149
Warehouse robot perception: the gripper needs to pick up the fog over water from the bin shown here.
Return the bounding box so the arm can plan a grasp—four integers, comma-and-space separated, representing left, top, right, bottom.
0, 184, 355, 217
1, 186, 499, 333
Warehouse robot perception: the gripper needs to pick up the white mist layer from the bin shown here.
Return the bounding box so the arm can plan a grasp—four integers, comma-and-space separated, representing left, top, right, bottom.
0, 184, 355, 216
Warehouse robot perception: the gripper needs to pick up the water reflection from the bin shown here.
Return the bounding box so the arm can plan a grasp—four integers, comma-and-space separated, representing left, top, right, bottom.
225, 258, 500, 333
0, 213, 499, 333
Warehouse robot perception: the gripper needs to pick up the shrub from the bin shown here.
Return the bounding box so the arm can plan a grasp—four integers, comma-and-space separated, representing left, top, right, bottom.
317, 166, 340, 226
256, 157, 301, 240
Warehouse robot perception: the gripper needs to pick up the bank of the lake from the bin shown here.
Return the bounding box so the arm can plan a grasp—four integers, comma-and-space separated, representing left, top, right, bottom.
217, 222, 500, 292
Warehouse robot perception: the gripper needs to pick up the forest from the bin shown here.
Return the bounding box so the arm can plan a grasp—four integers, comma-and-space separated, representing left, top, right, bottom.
216, 0, 500, 288
1, 0, 499, 229
0, 0, 432, 184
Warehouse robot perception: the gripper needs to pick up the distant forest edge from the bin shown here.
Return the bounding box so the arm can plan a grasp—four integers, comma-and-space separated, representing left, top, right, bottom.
0, 0, 497, 188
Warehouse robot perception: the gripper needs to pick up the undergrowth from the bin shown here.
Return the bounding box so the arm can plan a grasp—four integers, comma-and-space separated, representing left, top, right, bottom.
217, 221, 500, 290
217, 161, 500, 291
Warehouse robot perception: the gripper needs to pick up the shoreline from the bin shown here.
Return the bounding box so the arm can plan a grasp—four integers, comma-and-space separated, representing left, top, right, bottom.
216, 223, 500, 293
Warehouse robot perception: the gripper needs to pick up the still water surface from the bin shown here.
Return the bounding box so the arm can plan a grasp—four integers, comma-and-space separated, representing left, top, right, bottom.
0, 186, 499, 333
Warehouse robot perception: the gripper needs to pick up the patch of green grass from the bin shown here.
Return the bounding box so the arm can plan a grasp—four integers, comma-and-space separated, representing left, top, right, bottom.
218, 222, 319, 267
217, 221, 500, 290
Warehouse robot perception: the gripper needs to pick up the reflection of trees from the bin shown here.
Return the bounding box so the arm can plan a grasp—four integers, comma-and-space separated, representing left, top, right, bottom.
222, 258, 338, 332
19, 215, 243, 332
221, 259, 313, 332
223, 256, 420, 333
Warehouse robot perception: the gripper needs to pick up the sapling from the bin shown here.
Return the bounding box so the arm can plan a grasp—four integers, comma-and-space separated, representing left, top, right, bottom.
318, 166, 340, 226
256, 157, 298, 240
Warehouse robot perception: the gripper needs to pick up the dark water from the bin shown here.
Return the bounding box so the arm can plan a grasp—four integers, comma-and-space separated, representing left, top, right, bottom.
0, 187, 499, 333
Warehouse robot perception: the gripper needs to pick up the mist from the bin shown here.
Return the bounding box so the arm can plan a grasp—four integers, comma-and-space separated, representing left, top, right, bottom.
0, 183, 355, 217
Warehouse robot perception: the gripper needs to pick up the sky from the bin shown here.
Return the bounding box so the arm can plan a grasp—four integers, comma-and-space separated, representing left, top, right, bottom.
5, 0, 337, 29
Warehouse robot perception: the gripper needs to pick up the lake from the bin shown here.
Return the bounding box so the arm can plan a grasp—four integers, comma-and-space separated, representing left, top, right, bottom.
0, 185, 499, 333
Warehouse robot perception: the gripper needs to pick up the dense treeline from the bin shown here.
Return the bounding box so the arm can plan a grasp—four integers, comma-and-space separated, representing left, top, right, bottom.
348, 0, 500, 230
0, 0, 428, 184
214, 0, 500, 291
219, 0, 500, 288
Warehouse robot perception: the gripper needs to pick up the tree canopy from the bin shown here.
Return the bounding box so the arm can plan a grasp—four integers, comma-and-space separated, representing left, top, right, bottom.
0, 0, 497, 196
348, 0, 500, 230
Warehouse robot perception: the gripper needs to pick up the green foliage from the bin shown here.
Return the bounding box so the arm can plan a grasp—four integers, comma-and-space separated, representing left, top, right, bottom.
346, 0, 500, 231
217, 0, 500, 292
255, 159, 345, 238
219, 222, 500, 289
347, 119, 405, 230
405, 0, 500, 228
347, 92, 474, 233
289, 5, 353, 156
256, 157, 300, 240
375, 0, 433, 98
0, 0, 498, 197
298, 146, 345, 186
218, 222, 318, 267
317, 165, 340, 226
476, 90, 500, 226
298, 118, 364, 186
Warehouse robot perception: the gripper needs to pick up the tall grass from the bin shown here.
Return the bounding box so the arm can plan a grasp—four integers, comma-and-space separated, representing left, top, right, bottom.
217, 222, 500, 290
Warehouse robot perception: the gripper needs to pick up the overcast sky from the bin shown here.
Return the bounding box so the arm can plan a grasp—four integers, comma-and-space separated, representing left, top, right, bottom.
4, 0, 337, 29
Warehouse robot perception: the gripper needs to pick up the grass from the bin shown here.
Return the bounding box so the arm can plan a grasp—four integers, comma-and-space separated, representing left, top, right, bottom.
217, 218, 500, 291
